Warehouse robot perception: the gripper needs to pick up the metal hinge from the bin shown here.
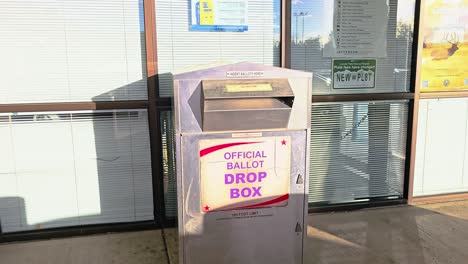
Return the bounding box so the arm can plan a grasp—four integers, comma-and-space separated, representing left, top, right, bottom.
296, 174, 304, 184
295, 222, 302, 233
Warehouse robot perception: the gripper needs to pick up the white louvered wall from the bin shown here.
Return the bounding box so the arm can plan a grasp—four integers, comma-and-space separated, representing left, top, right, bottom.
414, 98, 468, 197
156, 0, 280, 97
0, 110, 153, 233
0, 0, 147, 103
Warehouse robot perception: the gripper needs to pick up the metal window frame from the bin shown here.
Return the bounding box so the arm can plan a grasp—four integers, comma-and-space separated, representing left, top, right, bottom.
408, 0, 468, 204
406, 0, 425, 205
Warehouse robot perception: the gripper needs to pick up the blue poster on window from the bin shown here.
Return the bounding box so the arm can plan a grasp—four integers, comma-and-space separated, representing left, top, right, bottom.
190, 0, 248, 32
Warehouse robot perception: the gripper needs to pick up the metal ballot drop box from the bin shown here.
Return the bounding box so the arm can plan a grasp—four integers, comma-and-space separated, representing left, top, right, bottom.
174, 62, 312, 264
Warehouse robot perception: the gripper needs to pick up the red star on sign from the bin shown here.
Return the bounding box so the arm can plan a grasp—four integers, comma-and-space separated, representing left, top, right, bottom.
204, 205, 210, 211
281, 139, 287, 145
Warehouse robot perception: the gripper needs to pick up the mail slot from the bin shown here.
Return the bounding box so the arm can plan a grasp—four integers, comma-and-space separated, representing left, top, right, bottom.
202, 79, 294, 131
174, 62, 312, 264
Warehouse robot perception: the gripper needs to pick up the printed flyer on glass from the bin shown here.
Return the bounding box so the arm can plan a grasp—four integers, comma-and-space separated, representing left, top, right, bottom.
421, 0, 468, 92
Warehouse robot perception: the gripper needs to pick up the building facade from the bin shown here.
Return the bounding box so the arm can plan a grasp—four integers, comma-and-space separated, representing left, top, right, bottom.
0, 0, 466, 241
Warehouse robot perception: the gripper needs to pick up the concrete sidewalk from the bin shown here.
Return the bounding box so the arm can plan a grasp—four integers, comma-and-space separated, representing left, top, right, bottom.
1, 200, 467, 264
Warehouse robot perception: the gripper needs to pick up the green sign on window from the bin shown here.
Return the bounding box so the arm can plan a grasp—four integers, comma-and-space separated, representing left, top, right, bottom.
332, 59, 376, 89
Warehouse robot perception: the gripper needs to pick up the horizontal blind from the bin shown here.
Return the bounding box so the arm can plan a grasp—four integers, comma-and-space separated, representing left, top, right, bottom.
161, 111, 177, 218
156, 0, 280, 97
414, 98, 468, 197
291, 0, 415, 94
0, 110, 153, 233
310, 101, 408, 205
0, 0, 147, 103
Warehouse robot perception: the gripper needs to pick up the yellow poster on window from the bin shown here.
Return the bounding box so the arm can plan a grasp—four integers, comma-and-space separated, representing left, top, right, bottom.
199, 0, 215, 25
190, 0, 248, 32
421, 0, 468, 92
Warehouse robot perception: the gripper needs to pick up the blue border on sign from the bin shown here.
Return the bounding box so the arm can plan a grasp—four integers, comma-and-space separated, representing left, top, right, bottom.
190, 25, 248, 32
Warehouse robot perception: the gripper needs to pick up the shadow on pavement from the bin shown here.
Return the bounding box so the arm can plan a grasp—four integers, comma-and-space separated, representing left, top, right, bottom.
166, 201, 468, 264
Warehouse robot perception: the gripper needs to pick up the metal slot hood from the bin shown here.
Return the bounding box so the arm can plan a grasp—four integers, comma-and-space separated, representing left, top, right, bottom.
201, 79, 294, 132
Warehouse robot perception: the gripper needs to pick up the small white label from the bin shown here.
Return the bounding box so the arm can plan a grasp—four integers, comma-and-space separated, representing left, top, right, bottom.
232, 132, 263, 138
422, 80, 429, 88
226, 71, 265, 79
464, 79, 468, 86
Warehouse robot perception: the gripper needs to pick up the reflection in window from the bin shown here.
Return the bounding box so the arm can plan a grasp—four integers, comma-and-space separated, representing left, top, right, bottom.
291, 0, 415, 94
309, 101, 408, 205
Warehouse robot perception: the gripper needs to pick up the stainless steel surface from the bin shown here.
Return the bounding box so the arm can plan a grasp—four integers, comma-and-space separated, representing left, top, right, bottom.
204, 98, 290, 111
173, 62, 312, 134
203, 98, 292, 131
202, 79, 294, 99
201, 78, 295, 132
203, 109, 291, 132
180, 131, 306, 264
174, 62, 312, 264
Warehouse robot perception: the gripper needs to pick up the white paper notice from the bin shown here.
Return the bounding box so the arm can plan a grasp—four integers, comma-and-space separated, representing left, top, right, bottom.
323, 0, 389, 58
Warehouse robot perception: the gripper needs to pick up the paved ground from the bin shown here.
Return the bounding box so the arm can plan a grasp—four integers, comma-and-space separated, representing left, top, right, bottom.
303, 200, 468, 264
1, 200, 467, 264
0, 230, 167, 264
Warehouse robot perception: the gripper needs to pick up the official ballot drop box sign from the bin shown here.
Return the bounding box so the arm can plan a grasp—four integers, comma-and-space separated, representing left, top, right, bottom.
174, 62, 312, 264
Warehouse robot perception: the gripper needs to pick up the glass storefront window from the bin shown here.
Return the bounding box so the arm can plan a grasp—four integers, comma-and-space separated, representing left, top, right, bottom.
310, 101, 408, 205
291, 0, 416, 94
0, 0, 147, 103
156, 0, 281, 97
0, 110, 153, 233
